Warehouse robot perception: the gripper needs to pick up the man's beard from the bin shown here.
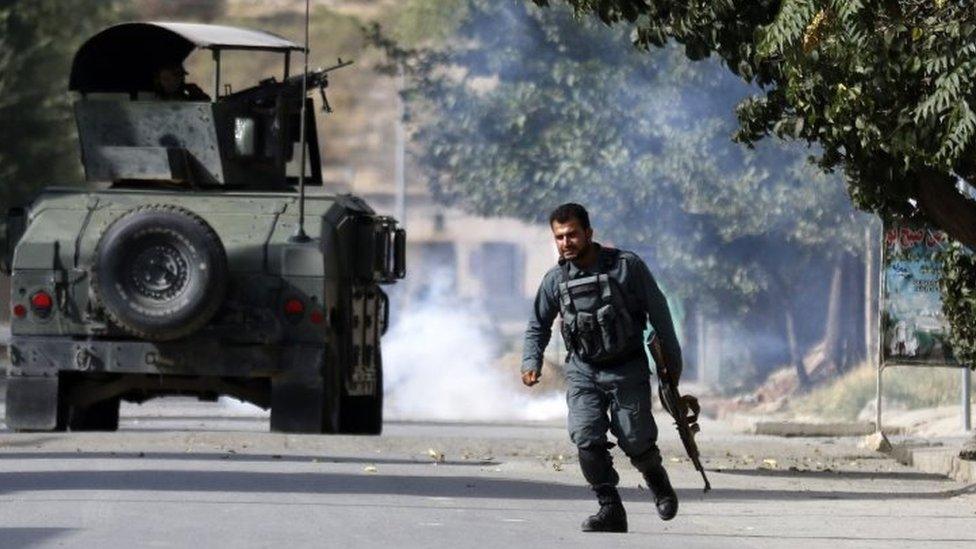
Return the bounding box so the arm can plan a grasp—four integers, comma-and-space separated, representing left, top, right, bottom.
564, 240, 592, 260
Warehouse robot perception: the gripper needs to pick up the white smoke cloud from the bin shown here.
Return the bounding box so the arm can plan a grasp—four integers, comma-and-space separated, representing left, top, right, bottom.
383, 272, 566, 422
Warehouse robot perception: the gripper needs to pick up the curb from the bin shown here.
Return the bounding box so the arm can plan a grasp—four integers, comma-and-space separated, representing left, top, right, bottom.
755, 421, 879, 437
890, 438, 976, 483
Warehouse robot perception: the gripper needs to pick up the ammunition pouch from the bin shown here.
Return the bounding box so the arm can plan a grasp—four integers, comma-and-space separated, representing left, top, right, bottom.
557, 250, 640, 364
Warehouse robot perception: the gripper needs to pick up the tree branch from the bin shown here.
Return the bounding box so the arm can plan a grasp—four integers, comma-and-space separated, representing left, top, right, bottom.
916, 168, 976, 250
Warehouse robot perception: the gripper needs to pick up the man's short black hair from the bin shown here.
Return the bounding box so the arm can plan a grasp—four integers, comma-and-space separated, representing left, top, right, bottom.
549, 203, 590, 230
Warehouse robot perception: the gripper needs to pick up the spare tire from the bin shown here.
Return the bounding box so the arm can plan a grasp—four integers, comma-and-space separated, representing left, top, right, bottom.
92, 204, 228, 341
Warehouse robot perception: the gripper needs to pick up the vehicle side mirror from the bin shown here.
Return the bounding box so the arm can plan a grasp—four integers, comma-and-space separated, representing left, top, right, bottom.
1, 207, 27, 275
369, 218, 405, 284
234, 117, 256, 157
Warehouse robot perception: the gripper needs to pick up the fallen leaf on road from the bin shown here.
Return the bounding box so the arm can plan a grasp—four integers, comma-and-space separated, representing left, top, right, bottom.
762, 458, 778, 468
364, 466, 378, 474
428, 448, 445, 463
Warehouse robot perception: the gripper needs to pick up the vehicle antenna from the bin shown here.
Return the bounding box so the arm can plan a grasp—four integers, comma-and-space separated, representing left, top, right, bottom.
291, 0, 312, 242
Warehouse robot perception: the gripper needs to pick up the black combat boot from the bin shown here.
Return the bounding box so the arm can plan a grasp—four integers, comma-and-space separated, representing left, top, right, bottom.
643, 464, 678, 521
581, 484, 627, 533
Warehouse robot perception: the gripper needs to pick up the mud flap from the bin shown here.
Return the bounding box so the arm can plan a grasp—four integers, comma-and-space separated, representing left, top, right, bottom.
337, 285, 383, 434
270, 374, 325, 433
5, 376, 63, 431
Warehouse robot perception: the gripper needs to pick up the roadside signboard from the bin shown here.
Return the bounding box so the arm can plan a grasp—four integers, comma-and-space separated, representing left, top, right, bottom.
880, 219, 959, 367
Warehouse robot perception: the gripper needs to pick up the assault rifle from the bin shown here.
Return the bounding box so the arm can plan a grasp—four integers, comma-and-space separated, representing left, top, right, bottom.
648, 335, 711, 492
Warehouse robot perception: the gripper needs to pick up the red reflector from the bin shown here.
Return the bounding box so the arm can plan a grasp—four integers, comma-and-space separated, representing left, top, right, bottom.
31, 291, 53, 310
284, 298, 304, 316
310, 310, 324, 324
13, 304, 27, 318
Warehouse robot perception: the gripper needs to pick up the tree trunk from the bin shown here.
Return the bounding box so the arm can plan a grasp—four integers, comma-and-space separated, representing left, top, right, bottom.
784, 304, 809, 389
916, 168, 976, 250
816, 256, 846, 379
840, 253, 865, 372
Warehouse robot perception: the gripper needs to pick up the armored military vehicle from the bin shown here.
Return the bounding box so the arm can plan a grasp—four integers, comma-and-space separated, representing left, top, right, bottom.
0, 22, 405, 434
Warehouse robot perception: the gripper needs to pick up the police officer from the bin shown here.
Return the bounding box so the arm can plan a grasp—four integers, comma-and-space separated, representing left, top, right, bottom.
522, 203, 680, 533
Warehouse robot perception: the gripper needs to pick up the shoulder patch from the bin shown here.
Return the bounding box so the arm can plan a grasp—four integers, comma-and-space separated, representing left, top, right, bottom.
616, 249, 642, 265
616, 249, 639, 260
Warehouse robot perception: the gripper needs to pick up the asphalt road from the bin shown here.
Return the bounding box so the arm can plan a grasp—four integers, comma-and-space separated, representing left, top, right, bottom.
0, 399, 974, 548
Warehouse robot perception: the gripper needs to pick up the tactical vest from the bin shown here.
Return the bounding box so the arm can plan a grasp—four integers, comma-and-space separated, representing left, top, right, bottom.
557, 248, 640, 363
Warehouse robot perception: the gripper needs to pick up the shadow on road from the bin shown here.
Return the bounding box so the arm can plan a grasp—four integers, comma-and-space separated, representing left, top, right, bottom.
0, 451, 496, 467
0, 470, 970, 501
0, 527, 75, 547
713, 467, 948, 481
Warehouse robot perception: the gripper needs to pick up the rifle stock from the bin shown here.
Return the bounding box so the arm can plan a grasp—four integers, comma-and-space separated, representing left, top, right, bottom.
648, 336, 712, 492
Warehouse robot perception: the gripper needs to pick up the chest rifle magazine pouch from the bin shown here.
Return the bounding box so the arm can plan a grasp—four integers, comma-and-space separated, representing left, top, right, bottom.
558, 271, 638, 363
575, 311, 598, 358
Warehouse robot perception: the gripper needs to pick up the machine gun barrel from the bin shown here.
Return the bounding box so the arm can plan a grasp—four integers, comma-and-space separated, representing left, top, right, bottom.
648, 335, 712, 493
282, 58, 354, 112
285, 58, 354, 91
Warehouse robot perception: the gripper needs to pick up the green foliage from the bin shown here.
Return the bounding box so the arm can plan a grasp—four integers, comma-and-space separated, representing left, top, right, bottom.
534, 0, 976, 376
374, 1, 866, 318
535, 0, 976, 216
940, 242, 976, 369
0, 0, 118, 209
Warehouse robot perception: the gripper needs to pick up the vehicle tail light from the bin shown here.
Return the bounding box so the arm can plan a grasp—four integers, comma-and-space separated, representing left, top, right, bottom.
12, 304, 26, 318
31, 291, 53, 317
284, 298, 304, 318
309, 309, 324, 325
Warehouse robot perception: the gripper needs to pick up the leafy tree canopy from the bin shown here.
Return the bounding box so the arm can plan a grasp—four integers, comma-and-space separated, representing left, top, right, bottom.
533, 0, 976, 366
374, 0, 868, 322
534, 0, 976, 247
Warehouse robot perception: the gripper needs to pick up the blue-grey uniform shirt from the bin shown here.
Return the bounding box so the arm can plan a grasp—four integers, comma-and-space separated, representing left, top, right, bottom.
521, 244, 682, 374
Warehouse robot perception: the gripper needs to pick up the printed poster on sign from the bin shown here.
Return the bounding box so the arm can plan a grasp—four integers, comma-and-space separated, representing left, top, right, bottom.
881, 219, 958, 367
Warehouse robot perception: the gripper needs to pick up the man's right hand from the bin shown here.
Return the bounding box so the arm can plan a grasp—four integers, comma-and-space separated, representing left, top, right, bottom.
521, 370, 540, 387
